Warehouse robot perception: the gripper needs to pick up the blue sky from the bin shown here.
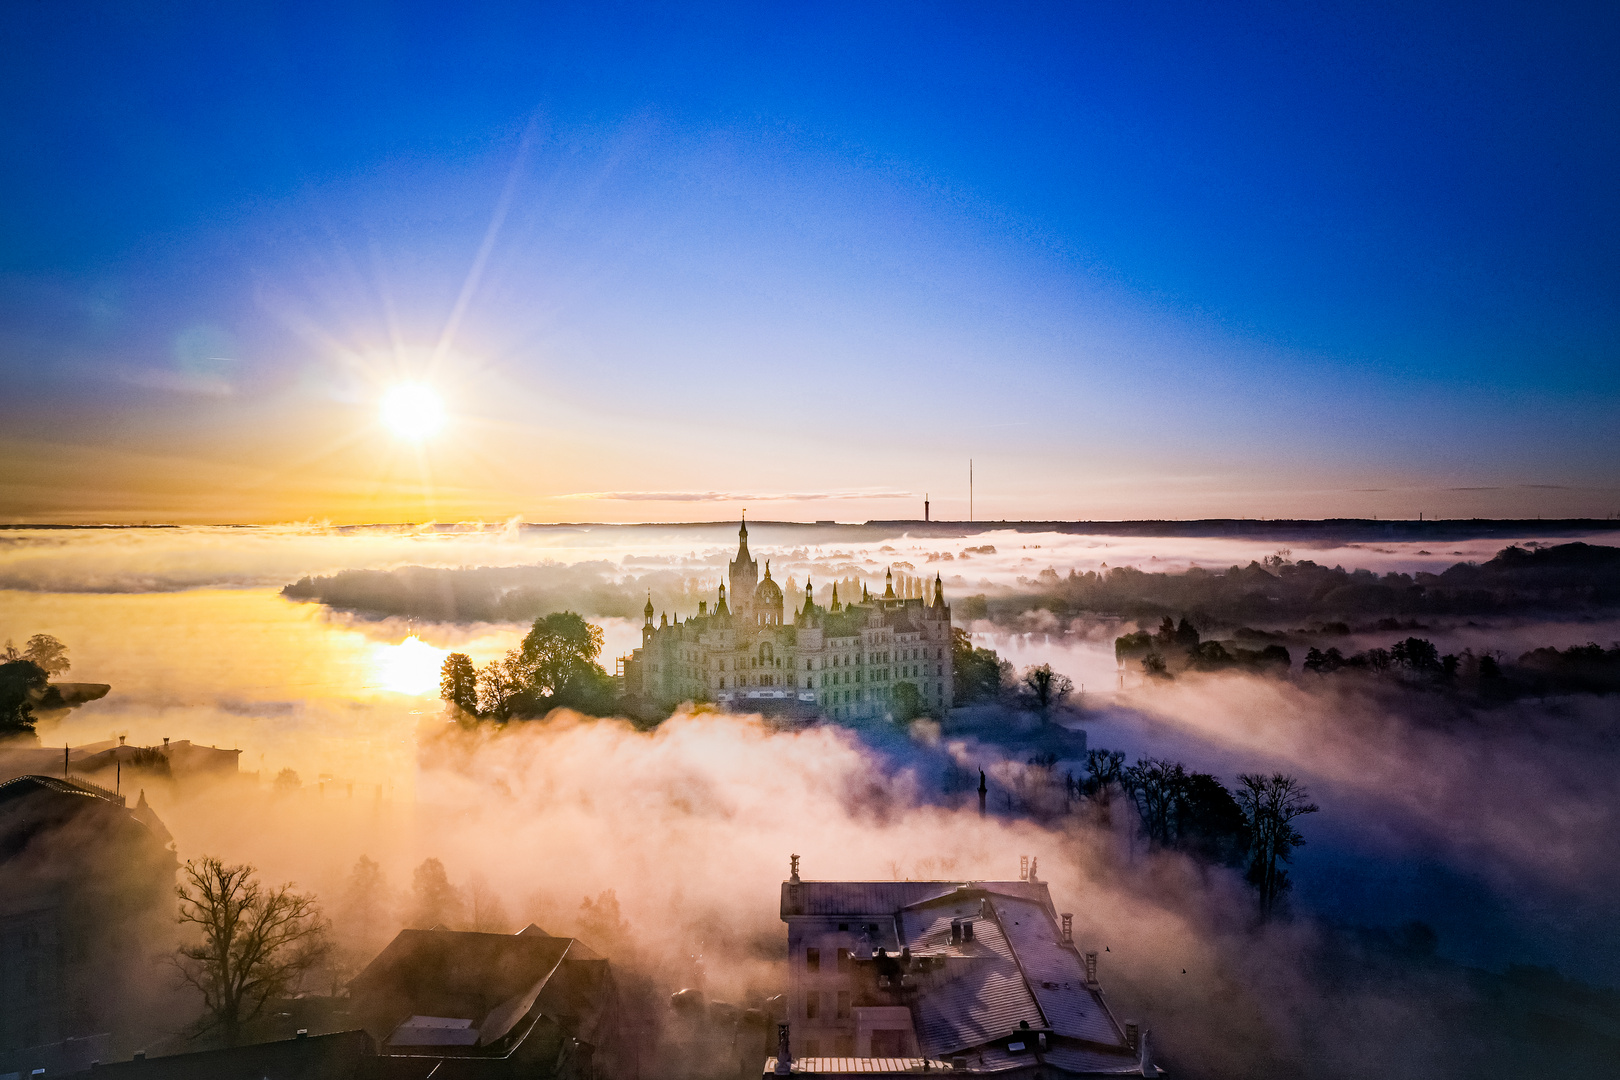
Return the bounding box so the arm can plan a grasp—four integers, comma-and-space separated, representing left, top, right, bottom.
1, 2, 1616, 522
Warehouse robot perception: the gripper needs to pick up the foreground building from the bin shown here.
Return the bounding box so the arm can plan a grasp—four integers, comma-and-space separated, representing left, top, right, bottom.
0, 775, 178, 1077
71, 925, 619, 1080
629, 519, 955, 720
771, 861, 1159, 1077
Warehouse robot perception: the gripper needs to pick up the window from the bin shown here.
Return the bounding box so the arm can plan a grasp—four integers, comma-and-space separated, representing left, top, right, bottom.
836, 947, 852, 972
805, 991, 821, 1019
806, 946, 820, 972
836, 991, 852, 1019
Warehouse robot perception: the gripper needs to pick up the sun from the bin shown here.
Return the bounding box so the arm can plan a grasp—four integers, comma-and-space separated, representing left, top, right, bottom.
380, 384, 446, 440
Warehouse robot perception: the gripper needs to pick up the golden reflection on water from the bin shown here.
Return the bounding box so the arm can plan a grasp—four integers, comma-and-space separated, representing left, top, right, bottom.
0, 588, 515, 791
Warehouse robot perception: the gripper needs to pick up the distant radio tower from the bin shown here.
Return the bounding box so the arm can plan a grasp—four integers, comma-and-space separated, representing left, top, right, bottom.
970, 459, 973, 522
925, 493, 930, 522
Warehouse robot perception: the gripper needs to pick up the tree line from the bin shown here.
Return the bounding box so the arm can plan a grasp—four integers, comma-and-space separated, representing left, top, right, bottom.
1075, 750, 1319, 919
438, 611, 616, 721
984, 541, 1620, 626
0, 633, 71, 737
949, 626, 1075, 715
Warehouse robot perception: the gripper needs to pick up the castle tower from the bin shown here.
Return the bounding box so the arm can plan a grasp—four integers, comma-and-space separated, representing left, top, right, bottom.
729, 514, 758, 622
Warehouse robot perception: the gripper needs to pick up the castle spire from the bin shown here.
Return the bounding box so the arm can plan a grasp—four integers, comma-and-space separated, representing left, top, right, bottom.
884, 567, 895, 599
644, 590, 654, 625
803, 575, 815, 615
830, 582, 841, 612
933, 571, 945, 609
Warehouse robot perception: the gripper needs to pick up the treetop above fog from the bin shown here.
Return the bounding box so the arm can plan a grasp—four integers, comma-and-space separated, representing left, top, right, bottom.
999, 542, 1620, 624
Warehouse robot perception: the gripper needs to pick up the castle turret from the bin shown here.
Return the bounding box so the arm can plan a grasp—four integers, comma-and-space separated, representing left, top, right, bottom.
884, 567, 895, 600
716, 580, 730, 617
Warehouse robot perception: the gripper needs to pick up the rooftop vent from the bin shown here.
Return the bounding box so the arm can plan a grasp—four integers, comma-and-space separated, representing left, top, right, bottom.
1125, 1022, 1140, 1053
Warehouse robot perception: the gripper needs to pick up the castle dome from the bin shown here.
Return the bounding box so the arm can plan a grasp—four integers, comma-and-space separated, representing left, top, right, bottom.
754, 562, 783, 605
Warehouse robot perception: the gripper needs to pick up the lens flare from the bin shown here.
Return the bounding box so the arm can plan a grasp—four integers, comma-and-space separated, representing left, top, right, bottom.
380, 384, 446, 440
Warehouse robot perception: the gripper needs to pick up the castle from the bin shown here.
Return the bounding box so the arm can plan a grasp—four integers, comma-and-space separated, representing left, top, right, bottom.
627, 519, 954, 720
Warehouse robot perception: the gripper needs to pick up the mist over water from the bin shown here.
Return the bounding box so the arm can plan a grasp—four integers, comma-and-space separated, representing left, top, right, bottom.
2, 523, 1617, 1077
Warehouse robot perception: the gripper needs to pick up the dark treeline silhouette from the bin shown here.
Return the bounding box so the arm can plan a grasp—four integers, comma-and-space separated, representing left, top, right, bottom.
1, 633, 71, 737
950, 627, 1078, 716
989, 542, 1620, 625
1075, 749, 1317, 918
1304, 637, 1620, 697
1115, 615, 1291, 679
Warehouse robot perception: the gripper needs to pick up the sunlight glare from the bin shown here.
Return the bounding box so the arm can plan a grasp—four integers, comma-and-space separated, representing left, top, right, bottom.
380, 384, 446, 440
370, 635, 449, 696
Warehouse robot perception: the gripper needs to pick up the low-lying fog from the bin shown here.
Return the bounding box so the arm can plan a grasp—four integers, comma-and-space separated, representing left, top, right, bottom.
2, 523, 1617, 1078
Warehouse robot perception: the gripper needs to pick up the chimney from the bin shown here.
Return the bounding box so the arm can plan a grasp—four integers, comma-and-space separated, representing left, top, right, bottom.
700, 601, 707, 615
1019, 855, 1029, 881
1085, 951, 1098, 987
133, 1052, 146, 1061
962, 920, 974, 943
296, 1029, 308, 1039
950, 920, 962, 946
1061, 913, 1073, 942
1124, 1022, 1139, 1053
119, 735, 126, 745
163, 738, 169, 751
1137, 1028, 1155, 1077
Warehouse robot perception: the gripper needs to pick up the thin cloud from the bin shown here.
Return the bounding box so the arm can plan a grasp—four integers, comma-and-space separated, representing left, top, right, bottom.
560, 490, 915, 502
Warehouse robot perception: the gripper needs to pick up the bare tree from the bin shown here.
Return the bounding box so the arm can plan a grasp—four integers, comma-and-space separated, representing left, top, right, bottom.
175, 858, 327, 1045
1235, 773, 1319, 920
1125, 758, 1187, 846
1082, 749, 1127, 823
1020, 663, 1075, 718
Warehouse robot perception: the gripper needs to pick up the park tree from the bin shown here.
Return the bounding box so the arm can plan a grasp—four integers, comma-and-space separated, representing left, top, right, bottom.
892, 681, 924, 722
952, 627, 1012, 704
476, 658, 523, 720
333, 855, 392, 967
466, 873, 513, 934
1124, 758, 1186, 845
1235, 773, 1319, 919
515, 612, 605, 697
1391, 637, 1440, 672
7, 634, 71, 675
439, 653, 479, 715
408, 857, 465, 929
1020, 663, 1074, 717
0, 658, 47, 737
174, 858, 327, 1046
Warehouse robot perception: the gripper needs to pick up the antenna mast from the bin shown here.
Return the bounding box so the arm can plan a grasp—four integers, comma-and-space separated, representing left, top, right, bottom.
970, 459, 973, 522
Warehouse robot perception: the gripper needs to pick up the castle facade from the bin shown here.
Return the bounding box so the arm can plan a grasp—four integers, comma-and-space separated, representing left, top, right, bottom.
628, 519, 954, 720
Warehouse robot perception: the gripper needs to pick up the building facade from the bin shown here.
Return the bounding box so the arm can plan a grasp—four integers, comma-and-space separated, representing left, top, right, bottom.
774, 862, 1158, 1077
628, 520, 954, 720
